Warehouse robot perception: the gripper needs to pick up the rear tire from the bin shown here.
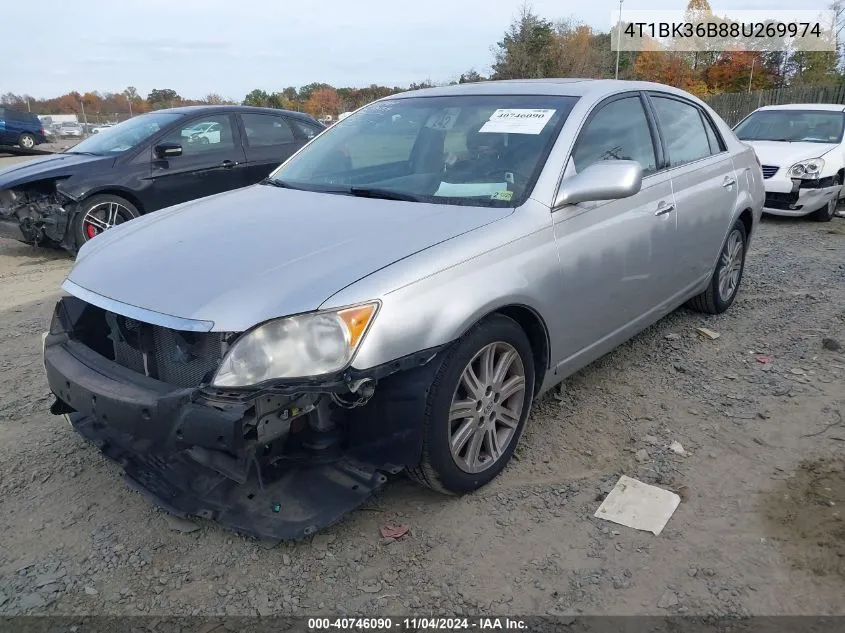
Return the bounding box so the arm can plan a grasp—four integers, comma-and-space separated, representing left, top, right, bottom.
72, 194, 140, 252
407, 314, 535, 495
18, 133, 35, 149
687, 219, 747, 315
810, 176, 840, 222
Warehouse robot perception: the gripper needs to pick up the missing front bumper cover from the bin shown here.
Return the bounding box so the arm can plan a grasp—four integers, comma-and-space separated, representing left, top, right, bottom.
68, 412, 389, 540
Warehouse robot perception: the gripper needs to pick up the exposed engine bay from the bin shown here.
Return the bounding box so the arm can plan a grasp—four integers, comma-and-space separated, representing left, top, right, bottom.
0, 180, 75, 246
44, 295, 442, 540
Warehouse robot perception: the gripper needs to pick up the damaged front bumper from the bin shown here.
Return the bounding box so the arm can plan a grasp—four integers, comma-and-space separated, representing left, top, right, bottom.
0, 187, 74, 246
763, 176, 842, 217
43, 296, 444, 540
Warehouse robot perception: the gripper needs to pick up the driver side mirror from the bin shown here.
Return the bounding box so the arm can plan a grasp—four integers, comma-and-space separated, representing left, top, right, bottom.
154, 142, 182, 159
554, 160, 643, 208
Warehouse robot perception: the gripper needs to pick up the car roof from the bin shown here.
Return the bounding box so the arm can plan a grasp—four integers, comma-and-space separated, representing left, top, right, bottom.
755, 103, 845, 112
155, 104, 320, 122
385, 79, 702, 102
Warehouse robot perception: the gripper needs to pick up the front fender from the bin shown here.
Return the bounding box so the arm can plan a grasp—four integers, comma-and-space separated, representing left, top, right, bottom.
323, 206, 560, 372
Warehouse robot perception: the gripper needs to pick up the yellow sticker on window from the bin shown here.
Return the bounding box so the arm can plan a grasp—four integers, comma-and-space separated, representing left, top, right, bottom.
491, 190, 514, 201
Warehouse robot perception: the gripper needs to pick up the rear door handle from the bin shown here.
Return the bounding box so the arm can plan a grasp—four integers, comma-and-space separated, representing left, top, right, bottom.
220, 160, 238, 169
654, 202, 675, 216
722, 176, 737, 188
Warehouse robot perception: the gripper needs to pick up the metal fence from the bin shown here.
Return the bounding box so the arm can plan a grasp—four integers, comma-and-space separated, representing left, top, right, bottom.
705, 84, 845, 125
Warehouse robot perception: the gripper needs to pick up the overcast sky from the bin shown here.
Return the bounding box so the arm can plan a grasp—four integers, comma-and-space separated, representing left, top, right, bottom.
2, 0, 831, 99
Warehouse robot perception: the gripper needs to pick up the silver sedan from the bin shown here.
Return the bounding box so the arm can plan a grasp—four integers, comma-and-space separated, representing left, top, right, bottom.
43, 79, 764, 539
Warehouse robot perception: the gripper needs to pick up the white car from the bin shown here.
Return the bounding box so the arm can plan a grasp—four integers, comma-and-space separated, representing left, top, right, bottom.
733, 104, 845, 221
91, 124, 115, 134
181, 121, 221, 145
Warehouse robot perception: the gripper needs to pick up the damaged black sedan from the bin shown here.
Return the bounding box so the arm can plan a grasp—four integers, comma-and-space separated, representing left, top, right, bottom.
0, 106, 323, 253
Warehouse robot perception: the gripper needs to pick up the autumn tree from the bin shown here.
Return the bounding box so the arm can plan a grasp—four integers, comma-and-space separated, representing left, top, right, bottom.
305, 87, 341, 118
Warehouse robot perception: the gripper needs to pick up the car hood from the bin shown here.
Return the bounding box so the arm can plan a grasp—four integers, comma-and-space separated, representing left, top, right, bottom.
67, 184, 513, 332
0, 152, 111, 190
743, 140, 838, 168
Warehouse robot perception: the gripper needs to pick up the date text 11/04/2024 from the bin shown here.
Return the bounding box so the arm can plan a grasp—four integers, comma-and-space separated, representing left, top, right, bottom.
308, 617, 528, 631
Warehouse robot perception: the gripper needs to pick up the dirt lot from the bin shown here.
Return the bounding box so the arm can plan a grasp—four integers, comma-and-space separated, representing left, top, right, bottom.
0, 206, 843, 616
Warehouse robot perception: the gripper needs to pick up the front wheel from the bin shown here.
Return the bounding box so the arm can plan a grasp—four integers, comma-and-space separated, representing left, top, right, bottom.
687, 219, 747, 315
408, 314, 535, 495
811, 176, 841, 222
72, 194, 140, 251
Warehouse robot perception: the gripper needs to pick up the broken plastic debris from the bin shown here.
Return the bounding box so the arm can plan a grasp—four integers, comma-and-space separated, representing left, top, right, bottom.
594, 475, 681, 536
755, 355, 771, 364
271, 504, 281, 513
379, 524, 410, 539
695, 327, 720, 340
668, 441, 687, 456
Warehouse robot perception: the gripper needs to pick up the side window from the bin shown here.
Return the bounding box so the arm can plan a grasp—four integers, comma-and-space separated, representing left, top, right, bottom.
289, 119, 322, 140
241, 113, 295, 146
701, 112, 725, 154
572, 97, 657, 175
163, 115, 235, 155
650, 97, 713, 167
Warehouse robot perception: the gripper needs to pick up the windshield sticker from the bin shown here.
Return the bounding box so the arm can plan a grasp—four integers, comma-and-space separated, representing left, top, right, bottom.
491, 190, 514, 201
479, 109, 556, 135
435, 182, 508, 197
425, 108, 461, 131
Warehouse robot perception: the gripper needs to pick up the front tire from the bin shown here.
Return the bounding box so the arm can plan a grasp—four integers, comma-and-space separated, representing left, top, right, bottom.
18, 133, 35, 149
811, 176, 840, 222
72, 194, 140, 251
687, 219, 747, 315
408, 314, 535, 495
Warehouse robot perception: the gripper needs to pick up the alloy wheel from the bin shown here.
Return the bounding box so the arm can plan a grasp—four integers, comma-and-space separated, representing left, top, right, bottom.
20, 135, 34, 149
448, 341, 526, 474
717, 228, 744, 302
81, 201, 133, 240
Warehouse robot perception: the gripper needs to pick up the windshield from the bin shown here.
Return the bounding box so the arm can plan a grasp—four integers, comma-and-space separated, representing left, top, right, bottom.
67, 112, 183, 154
734, 110, 845, 143
268, 94, 578, 207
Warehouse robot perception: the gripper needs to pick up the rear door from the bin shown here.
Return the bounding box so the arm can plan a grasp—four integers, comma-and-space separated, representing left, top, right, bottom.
237, 112, 303, 183
146, 112, 249, 210
646, 92, 738, 288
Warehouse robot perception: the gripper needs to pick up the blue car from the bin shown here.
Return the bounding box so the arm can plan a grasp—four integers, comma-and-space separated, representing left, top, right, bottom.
0, 107, 47, 149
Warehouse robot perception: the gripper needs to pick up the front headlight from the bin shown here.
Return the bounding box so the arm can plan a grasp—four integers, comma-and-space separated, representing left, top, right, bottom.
211, 302, 379, 387
788, 158, 825, 179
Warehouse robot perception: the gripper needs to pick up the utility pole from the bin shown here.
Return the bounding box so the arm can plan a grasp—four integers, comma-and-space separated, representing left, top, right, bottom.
615, 0, 624, 80
748, 57, 755, 93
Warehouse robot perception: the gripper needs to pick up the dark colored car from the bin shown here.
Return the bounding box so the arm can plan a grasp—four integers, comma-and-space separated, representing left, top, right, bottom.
0, 107, 48, 149
0, 105, 324, 253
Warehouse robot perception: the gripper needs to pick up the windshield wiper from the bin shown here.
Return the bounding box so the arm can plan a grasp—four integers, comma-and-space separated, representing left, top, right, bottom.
65, 150, 101, 156
347, 186, 420, 202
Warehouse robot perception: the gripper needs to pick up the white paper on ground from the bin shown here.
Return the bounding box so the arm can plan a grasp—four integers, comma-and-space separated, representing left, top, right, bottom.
479, 109, 556, 134
434, 181, 508, 197
594, 475, 681, 536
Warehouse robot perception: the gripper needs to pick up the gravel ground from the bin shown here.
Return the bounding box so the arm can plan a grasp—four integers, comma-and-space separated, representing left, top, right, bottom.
0, 214, 843, 617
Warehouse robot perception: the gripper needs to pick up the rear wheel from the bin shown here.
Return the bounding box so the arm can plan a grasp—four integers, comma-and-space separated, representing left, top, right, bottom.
408, 314, 535, 495
687, 219, 747, 315
72, 194, 140, 251
18, 133, 35, 149
811, 176, 840, 222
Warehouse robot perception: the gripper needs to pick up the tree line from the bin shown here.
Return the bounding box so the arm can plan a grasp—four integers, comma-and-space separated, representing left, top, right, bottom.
3, 0, 844, 121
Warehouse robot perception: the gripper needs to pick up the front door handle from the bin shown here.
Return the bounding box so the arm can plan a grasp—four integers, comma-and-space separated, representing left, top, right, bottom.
220, 160, 238, 169
722, 176, 737, 188
654, 202, 675, 216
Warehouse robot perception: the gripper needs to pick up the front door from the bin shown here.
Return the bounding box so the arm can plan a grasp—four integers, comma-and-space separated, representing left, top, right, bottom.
146, 113, 248, 211
551, 93, 677, 368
